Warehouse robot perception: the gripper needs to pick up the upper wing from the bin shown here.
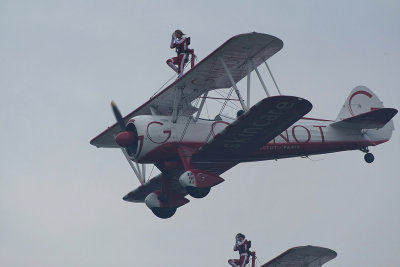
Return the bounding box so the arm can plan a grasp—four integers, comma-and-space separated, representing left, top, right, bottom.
261, 246, 337, 267
330, 108, 397, 129
193, 96, 312, 162
90, 32, 283, 148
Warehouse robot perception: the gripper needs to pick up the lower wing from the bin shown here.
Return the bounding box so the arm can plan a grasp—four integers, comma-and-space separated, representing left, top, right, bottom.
193, 95, 312, 162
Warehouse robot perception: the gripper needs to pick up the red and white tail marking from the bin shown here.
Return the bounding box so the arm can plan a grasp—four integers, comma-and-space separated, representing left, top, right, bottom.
336, 85, 384, 121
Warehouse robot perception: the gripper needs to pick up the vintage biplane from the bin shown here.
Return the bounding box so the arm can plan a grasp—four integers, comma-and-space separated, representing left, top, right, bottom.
90, 32, 397, 219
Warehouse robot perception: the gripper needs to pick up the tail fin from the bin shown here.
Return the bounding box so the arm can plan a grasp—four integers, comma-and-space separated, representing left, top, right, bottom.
332, 86, 397, 134
336, 85, 384, 121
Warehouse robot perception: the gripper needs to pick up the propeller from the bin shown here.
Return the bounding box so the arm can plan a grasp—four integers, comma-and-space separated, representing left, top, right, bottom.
111, 101, 126, 131
111, 101, 136, 148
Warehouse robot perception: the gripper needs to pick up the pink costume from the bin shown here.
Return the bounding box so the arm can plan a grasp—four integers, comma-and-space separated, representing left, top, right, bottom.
166, 34, 190, 77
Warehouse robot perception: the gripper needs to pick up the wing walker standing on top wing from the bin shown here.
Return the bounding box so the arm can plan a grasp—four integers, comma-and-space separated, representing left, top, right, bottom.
90, 32, 397, 220
166, 29, 195, 78
228, 233, 255, 267
226, 238, 337, 267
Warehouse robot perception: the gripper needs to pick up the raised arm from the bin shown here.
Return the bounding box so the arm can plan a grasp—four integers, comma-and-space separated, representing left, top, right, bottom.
170, 32, 176, 49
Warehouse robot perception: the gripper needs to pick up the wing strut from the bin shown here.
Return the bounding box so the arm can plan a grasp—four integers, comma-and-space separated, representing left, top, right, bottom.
252, 59, 271, 97
194, 91, 208, 122
247, 64, 251, 107
218, 56, 248, 111
172, 87, 183, 123
264, 61, 282, 95
121, 148, 146, 184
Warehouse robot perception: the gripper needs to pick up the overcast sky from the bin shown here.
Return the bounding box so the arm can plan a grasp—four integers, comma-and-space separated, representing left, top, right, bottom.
1, 1, 399, 266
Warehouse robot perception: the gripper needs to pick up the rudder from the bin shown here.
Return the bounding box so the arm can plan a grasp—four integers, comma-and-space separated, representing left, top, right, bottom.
336, 85, 384, 121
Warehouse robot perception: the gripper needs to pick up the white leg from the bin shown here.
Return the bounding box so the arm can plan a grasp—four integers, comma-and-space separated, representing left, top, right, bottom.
167, 61, 179, 73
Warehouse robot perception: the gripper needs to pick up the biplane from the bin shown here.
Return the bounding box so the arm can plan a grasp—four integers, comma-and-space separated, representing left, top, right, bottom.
90, 32, 397, 219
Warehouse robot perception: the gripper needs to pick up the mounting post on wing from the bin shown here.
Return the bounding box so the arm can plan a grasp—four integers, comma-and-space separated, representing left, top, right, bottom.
251, 59, 270, 97
265, 61, 282, 95
172, 87, 183, 123
218, 56, 248, 111
121, 149, 145, 184
194, 91, 208, 122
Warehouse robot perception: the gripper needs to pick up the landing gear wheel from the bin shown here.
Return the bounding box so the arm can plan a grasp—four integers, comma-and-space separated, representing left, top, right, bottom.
364, 152, 374, 163
186, 186, 211, 199
151, 207, 177, 219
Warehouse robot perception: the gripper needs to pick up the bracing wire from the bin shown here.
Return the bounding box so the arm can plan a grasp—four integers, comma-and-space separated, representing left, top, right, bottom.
152, 73, 177, 98
217, 87, 238, 113
213, 98, 240, 112
151, 54, 197, 98
179, 96, 201, 142
147, 164, 155, 180
255, 256, 263, 267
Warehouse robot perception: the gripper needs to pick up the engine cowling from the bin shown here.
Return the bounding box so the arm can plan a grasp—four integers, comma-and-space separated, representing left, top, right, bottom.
144, 191, 189, 219
179, 169, 225, 198
124, 115, 174, 162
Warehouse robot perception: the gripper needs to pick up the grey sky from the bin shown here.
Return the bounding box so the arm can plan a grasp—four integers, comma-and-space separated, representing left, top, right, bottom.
1, 0, 399, 266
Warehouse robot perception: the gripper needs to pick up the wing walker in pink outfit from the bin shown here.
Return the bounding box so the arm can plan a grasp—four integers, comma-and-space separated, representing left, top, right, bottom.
166, 29, 195, 78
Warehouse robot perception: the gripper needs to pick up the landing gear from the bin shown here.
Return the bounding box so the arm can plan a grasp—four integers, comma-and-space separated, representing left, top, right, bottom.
151, 207, 177, 219
186, 186, 211, 199
361, 147, 374, 163
364, 153, 374, 163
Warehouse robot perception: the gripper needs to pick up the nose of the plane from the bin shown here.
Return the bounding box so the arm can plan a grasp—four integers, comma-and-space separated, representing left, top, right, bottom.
115, 131, 136, 147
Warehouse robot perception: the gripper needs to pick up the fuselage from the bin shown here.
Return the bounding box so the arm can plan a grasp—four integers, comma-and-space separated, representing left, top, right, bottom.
127, 115, 392, 163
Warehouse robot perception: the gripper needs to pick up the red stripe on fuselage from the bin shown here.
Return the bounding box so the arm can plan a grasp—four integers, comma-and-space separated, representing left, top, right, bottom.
136, 139, 388, 163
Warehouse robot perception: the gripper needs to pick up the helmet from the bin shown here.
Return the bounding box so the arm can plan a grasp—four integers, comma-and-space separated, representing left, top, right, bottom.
236, 233, 245, 239
174, 29, 184, 37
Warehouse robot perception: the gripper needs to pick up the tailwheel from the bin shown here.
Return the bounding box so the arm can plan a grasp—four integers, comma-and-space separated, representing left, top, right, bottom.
186, 187, 211, 199
364, 152, 374, 163
361, 147, 374, 163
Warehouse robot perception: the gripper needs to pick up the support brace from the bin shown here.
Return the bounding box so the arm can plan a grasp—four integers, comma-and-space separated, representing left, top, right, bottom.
252, 60, 270, 97
194, 91, 208, 122
247, 63, 251, 108
172, 87, 183, 123
121, 148, 145, 184
218, 56, 248, 111
265, 61, 282, 95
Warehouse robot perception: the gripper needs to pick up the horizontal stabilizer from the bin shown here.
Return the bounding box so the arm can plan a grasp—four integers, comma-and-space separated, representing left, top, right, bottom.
261, 245, 337, 267
331, 108, 397, 129
193, 96, 312, 161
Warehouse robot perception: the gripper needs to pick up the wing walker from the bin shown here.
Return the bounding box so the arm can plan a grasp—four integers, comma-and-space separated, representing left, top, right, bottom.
226, 233, 337, 267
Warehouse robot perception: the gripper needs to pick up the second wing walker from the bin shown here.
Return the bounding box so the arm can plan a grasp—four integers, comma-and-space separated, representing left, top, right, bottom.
90, 32, 398, 219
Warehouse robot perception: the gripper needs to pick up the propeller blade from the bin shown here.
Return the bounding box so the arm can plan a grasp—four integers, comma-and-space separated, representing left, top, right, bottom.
111, 101, 126, 131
